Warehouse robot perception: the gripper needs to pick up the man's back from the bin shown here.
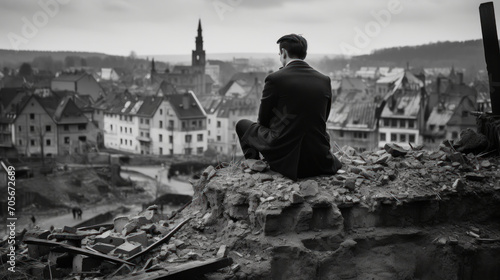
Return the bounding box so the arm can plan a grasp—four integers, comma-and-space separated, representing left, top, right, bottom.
236, 34, 342, 181
242, 60, 341, 180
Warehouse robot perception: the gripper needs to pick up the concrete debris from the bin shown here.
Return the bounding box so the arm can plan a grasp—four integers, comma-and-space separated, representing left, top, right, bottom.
384, 143, 408, 157
7, 139, 500, 280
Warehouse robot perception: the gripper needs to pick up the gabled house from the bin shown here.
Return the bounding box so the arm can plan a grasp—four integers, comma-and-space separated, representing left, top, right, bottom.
151, 91, 207, 155
12, 93, 97, 156
378, 70, 426, 149
423, 72, 477, 148
51, 73, 103, 101
328, 102, 379, 153
101, 91, 207, 156
100, 68, 121, 81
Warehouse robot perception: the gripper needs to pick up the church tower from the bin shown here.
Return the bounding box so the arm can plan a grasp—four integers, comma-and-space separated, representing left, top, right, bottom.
192, 19, 206, 68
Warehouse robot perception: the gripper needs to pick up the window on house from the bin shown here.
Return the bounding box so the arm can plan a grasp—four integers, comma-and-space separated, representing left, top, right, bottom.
19, 139, 22, 145
159, 134, 163, 142
141, 132, 144, 137
208, 119, 211, 124
30, 139, 35, 146
160, 109, 163, 115
110, 124, 113, 131
192, 120, 196, 127
120, 127, 123, 132
399, 119, 406, 128
146, 132, 150, 137
409, 134, 416, 143
391, 133, 397, 142
18, 126, 21, 132
408, 120, 415, 128
429, 124, 435, 131
197, 134, 203, 142
339, 131, 344, 138
140, 118, 143, 124
46, 139, 51, 146
64, 125, 69, 131
185, 135, 192, 143
438, 125, 445, 131
121, 139, 123, 144
233, 133, 236, 140
185, 148, 192, 155
182, 121, 186, 129
145, 119, 150, 125
462, 111, 469, 117
380, 133, 386, 141
125, 139, 127, 145
199, 120, 202, 127
391, 119, 398, 127
197, 147, 203, 154
78, 124, 86, 130
217, 135, 221, 141
217, 121, 221, 128
120, 115, 122, 120
159, 147, 163, 155
383, 119, 390, 127
169, 120, 174, 128
130, 128, 132, 134
30, 126, 34, 132
64, 137, 70, 144
169, 135, 173, 143
30, 113, 35, 120
400, 134, 406, 142
159, 121, 163, 128
45, 125, 51, 132
208, 130, 211, 136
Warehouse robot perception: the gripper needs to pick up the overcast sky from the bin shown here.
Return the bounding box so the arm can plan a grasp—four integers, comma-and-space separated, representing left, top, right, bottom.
0, 0, 497, 57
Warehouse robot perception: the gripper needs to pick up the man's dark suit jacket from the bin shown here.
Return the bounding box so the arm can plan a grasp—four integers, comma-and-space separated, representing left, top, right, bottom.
241, 60, 342, 180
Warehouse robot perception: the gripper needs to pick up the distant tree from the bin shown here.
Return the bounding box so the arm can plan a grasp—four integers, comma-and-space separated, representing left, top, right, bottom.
19, 63, 33, 77
129, 50, 138, 59
32, 56, 54, 72
64, 56, 76, 68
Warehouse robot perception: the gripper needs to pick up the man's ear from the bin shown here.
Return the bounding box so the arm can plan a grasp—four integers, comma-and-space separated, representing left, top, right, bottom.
282, 49, 287, 59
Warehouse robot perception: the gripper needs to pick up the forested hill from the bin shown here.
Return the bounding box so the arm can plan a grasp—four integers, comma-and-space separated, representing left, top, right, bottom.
318, 40, 490, 81
0, 49, 108, 66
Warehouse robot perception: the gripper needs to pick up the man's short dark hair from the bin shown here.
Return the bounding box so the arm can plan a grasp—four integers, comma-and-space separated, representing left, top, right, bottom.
277, 34, 307, 60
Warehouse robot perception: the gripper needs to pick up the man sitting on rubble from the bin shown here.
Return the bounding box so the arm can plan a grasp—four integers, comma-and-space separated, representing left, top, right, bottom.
236, 34, 342, 181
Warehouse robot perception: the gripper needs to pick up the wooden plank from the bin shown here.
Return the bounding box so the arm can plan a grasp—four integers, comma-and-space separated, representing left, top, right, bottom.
126, 217, 191, 262
116, 257, 233, 280
480, 2, 500, 115
24, 237, 134, 266
77, 223, 114, 231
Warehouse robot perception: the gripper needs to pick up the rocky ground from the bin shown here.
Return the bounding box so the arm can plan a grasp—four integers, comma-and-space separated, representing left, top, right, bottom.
2, 141, 500, 279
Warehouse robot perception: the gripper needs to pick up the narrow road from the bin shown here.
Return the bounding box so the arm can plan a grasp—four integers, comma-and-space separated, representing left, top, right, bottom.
121, 165, 194, 196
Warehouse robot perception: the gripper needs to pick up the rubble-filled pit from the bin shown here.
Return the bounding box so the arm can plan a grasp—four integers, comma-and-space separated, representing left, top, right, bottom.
3, 144, 500, 280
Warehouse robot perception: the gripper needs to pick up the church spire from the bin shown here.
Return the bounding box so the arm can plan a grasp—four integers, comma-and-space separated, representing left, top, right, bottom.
192, 19, 206, 67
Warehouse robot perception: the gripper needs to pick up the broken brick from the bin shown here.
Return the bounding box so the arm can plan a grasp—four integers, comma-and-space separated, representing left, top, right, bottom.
113, 242, 142, 257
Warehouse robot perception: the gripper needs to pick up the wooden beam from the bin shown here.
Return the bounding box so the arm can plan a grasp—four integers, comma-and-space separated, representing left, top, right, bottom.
126, 217, 191, 262
480, 2, 500, 115
24, 238, 134, 266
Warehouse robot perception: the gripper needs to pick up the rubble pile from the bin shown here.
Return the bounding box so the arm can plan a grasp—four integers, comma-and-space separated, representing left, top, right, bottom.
3, 140, 500, 279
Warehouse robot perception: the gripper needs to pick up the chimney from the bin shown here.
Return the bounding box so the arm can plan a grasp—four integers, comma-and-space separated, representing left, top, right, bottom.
183, 92, 190, 110
458, 72, 464, 84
